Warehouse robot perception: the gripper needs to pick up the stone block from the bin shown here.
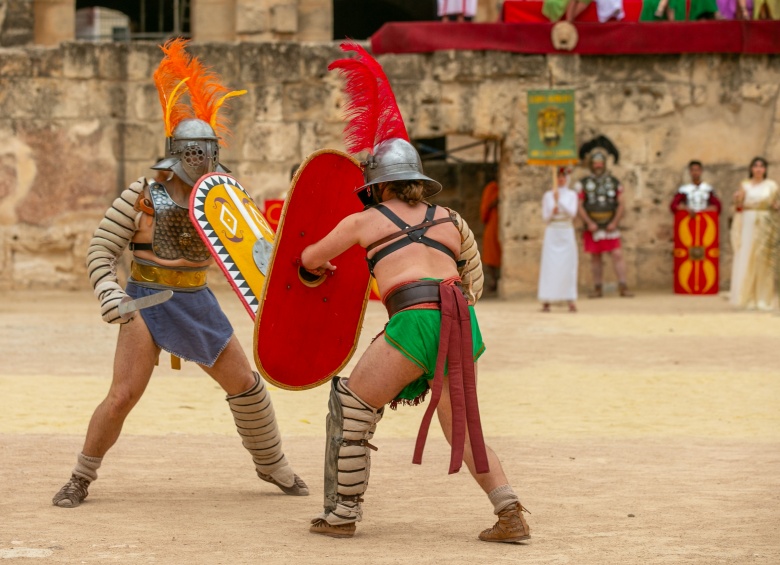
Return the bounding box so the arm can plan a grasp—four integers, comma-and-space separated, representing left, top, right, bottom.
379, 53, 427, 83
740, 83, 779, 106
438, 83, 477, 134
0, 48, 33, 76
580, 54, 691, 84
673, 103, 770, 166
239, 42, 302, 85
473, 80, 522, 138
300, 44, 343, 80
297, 0, 332, 42
250, 84, 284, 122
62, 42, 99, 79
236, 2, 268, 35
126, 45, 160, 82
190, 43, 242, 85
299, 121, 345, 156
766, 130, 780, 163
122, 122, 160, 161
49, 80, 120, 120
234, 161, 292, 201
271, 3, 298, 34
579, 82, 676, 124
546, 54, 583, 87
242, 121, 300, 162
282, 81, 331, 121
26, 45, 64, 78
94, 43, 127, 81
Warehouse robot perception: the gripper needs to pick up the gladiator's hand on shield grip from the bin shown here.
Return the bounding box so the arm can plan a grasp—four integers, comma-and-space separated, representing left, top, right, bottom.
95, 281, 132, 324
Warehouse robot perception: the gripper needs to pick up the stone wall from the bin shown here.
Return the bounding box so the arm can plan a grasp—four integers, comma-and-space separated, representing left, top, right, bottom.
0, 0, 33, 47
0, 42, 778, 296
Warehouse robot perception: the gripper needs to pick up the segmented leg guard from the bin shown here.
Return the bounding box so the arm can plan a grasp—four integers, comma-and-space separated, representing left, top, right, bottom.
320, 377, 384, 525
227, 372, 306, 494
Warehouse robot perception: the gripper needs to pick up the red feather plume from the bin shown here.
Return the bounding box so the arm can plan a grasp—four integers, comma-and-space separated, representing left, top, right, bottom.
328, 41, 409, 155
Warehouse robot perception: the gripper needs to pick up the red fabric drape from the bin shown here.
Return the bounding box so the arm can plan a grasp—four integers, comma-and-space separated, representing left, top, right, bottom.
371, 21, 780, 56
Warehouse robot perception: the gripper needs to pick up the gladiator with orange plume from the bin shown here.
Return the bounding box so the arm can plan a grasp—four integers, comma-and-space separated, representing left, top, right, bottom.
151, 38, 246, 186
51, 38, 309, 511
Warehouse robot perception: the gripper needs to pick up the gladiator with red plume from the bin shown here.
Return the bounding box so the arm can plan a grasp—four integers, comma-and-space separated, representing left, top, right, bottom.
305, 43, 528, 543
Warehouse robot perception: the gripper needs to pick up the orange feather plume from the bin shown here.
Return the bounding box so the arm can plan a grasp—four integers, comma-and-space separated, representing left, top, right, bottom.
153, 38, 194, 137
153, 38, 246, 144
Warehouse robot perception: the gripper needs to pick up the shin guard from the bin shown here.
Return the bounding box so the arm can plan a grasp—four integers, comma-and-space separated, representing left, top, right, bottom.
227, 372, 294, 488
321, 377, 383, 525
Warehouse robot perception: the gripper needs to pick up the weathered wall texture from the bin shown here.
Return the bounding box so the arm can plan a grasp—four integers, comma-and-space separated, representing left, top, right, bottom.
0, 43, 778, 296
0, 0, 33, 47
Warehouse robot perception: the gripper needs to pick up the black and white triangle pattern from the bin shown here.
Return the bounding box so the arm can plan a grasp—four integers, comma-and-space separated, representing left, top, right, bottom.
192, 175, 260, 315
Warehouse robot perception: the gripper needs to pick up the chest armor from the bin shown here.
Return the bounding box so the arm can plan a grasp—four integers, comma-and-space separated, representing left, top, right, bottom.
150, 182, 211, 261
582, 174, 619, 229
682, 185, 712, 213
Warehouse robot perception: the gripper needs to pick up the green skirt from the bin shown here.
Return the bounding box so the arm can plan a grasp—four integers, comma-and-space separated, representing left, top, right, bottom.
384, 305, 486, 404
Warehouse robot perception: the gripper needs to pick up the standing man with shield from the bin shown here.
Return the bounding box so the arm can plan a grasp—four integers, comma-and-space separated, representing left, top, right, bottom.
301, 42, 530, 543
52, 39, 307, 508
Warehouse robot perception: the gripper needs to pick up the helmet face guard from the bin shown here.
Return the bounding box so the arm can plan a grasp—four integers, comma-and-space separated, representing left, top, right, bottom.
356, 138, 442, 199
151, 119, 222, 186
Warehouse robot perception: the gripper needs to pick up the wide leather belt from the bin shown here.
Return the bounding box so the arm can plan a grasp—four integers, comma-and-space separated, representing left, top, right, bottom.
383, 280, 465, 317
130, 261, 207, 288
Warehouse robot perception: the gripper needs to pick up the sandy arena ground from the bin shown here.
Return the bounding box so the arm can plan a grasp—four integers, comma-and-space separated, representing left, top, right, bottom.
1, 287, 779, 564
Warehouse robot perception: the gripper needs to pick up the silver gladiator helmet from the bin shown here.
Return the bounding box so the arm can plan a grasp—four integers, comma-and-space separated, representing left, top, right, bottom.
357, 138, 442, 201
152, 118, 230, 186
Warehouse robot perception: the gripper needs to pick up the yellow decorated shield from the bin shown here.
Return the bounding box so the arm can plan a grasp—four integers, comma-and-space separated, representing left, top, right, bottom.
190, 173, 275, 319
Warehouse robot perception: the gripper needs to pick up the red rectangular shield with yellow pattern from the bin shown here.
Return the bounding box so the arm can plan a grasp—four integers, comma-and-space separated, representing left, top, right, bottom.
673, 210, 719, 295
253, 149, 369, 390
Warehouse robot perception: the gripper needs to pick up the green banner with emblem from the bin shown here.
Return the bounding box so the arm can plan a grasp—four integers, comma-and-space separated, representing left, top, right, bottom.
527, 89, 577, 166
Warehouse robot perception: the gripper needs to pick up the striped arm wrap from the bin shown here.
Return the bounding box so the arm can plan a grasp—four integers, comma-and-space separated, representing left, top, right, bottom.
449, 208, 484, 303
86, 178, 145, 324
321, 377, 384, 526
227, 372, 293, 487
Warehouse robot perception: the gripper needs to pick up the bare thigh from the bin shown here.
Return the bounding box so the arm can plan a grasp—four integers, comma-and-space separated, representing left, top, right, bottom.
198, 334, 255, 396
109, 315, 160, 400
346, 336, 425, 409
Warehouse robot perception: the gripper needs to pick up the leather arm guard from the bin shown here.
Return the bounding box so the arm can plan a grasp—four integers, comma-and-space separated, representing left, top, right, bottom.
448, 208, 484, 303
86, 178, 145, 324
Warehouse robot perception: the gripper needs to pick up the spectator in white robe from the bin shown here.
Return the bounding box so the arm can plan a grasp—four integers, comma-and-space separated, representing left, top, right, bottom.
538, 166, 579, 312
438, 0, 478, 21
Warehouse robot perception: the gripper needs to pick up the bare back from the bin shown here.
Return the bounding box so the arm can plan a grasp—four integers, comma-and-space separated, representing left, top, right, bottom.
357, 199, 461, 297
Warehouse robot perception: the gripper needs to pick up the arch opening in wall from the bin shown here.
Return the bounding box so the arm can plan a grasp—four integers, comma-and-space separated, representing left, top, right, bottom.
75, 0, 190, 41
414, 135, 502, 295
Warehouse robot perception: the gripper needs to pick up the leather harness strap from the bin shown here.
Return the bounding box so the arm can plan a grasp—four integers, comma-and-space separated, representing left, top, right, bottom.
366, 204, 458, 275
383, 279, 465, 317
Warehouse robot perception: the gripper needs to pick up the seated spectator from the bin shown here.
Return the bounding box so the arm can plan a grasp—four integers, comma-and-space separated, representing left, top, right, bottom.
438, 0, 477, 21
543, 0, 580, 22
754, 0, 779, 18
717, 0, 753, 19
641, 0, 686, 20
551, 0, 624, 21
642, 0, 720, 19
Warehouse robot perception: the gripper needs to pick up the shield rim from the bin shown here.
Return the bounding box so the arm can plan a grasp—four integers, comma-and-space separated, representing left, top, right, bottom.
253, 148, 370, 391
190, 172, 275, 319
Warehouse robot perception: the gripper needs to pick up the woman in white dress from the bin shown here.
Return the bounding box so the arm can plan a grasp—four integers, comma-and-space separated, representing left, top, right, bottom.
538, 167, 579, 312
729, 157, 779, 311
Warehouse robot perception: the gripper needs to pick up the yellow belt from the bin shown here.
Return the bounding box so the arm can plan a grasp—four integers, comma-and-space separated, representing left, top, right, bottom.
130, 262, 207, 288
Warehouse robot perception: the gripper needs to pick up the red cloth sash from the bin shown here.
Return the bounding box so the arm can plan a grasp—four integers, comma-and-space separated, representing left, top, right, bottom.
408, 278, 490, 475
